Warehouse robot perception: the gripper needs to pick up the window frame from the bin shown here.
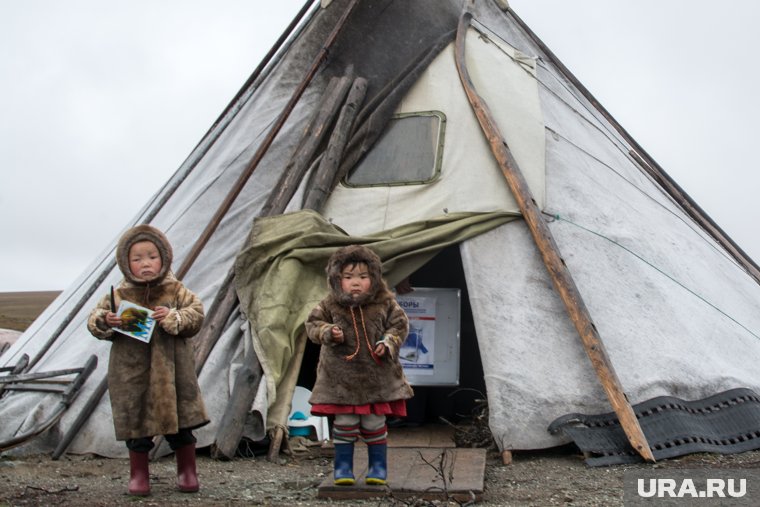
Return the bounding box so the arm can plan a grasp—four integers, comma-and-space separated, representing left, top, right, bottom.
342, 110, 447, 188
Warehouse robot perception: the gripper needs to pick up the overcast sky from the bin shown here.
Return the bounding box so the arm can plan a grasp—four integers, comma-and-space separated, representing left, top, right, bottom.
1, 0, 758, 292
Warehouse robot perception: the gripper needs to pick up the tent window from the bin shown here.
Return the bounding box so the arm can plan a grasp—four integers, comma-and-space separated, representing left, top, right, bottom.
344, 111, 446, 187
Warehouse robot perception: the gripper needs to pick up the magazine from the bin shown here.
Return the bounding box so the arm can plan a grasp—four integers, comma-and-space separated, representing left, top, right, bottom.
113, 300, 156, 343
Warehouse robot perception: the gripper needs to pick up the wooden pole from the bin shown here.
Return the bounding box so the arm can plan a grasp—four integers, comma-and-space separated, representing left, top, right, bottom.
454, 10, 654, 462
211, 337, 264, 460
260, 74, 355, 216
267, 427, 286, 462
52, 376, 108, 459
303, 76, 368, 211
0, 354, 28, 398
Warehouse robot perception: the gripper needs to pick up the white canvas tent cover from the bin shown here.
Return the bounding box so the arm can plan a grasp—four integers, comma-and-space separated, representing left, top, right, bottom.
2, 0, 759, 458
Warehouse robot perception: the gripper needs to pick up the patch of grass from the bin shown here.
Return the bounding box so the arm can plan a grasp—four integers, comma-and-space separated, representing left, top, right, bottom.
0, 291, 61, 331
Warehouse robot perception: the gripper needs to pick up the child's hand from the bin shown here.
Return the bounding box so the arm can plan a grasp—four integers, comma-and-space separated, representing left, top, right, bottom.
374, 342, 387, 357
331, 325, 344, 344
105, 312, 122, 328
152, 306, 170, 323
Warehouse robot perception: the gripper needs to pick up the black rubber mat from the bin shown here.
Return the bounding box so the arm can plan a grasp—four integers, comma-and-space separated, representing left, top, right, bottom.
548, 388, 760, 466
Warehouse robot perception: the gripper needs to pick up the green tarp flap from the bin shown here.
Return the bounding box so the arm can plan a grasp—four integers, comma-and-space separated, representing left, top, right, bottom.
234, 209, 516, 430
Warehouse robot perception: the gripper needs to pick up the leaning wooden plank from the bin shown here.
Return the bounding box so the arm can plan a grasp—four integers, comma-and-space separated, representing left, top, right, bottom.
0, 353, 28, 397
266, 426, 286, 462
260, 73, 354, 216
453, 10, 654, 463
52, 375, 107, 459
0, 367, 92, 384
302, 76, 368, 212
3, 384, 68, 394
4, 354, 98, 455
211, 339, 264, 460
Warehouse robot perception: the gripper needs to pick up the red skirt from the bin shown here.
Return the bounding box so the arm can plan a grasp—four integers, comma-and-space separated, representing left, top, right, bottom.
311, 399, 407, 417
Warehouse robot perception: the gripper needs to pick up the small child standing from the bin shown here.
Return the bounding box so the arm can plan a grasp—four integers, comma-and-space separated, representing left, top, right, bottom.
305, 245, 413, 486
87, 225, 208, 496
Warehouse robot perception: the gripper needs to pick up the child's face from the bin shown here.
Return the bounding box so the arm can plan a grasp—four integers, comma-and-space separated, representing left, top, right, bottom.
128, 240, 162, 281
340, 262, 371, 299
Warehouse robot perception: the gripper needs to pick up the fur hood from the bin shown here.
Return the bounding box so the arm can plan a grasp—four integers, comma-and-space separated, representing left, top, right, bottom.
326, 245, 388, 306
116, 225, 173, 285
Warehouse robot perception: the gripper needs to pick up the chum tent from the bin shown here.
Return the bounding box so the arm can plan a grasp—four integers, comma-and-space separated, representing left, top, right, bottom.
2, 0, 760, 466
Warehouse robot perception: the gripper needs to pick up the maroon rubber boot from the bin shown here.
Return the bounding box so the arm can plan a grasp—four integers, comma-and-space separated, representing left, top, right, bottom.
175, 443, 199, 492
128, 450, 150, 496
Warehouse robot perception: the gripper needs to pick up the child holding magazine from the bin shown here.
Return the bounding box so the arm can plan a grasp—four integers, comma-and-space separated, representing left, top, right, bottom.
87, 225, 208, 496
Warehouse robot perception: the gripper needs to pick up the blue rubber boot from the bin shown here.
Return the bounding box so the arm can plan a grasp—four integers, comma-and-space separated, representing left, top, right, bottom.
366, 443, 387, 485
333, 443, 355, 485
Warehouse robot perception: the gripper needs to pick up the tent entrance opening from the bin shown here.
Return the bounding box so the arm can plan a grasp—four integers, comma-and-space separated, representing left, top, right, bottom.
297, 244, 486, 435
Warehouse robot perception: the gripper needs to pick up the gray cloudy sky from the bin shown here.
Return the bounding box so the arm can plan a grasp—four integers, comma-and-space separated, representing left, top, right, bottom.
1, 0, 758, 291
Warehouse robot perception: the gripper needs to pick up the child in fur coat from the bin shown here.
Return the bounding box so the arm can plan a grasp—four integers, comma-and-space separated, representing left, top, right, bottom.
87, 225, 208, 496
305, 244, 413, 486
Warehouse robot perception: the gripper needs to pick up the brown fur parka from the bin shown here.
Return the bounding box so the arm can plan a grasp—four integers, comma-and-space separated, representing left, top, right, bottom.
305, 245, 413, 406
87, 225, 209, 440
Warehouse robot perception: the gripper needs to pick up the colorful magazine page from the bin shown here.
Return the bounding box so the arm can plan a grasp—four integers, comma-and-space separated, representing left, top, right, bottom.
113, 300, 156, 343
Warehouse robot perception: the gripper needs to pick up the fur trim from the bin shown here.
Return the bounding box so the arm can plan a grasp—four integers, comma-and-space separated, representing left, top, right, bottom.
87, 275, 208, 439
116, 225, 173, 285
326, 245, 387, 306
305, 289, 413, 406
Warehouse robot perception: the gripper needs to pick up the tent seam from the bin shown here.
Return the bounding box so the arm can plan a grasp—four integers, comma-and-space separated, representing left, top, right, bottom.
545, 128, 743, 274
549, 212, 760, 341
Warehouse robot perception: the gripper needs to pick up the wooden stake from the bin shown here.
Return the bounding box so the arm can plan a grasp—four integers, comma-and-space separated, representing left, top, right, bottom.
303, 76, 368, 211
261, 74, 355, 216
211, 337, 264, 460
267, 426, 286, 462
454, 10, 654, 462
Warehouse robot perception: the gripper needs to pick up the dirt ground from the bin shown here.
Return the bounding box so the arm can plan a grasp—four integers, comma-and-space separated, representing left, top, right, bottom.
2, 443, 759, 507
3, 295, 758, 505
0, 291, 60, 332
